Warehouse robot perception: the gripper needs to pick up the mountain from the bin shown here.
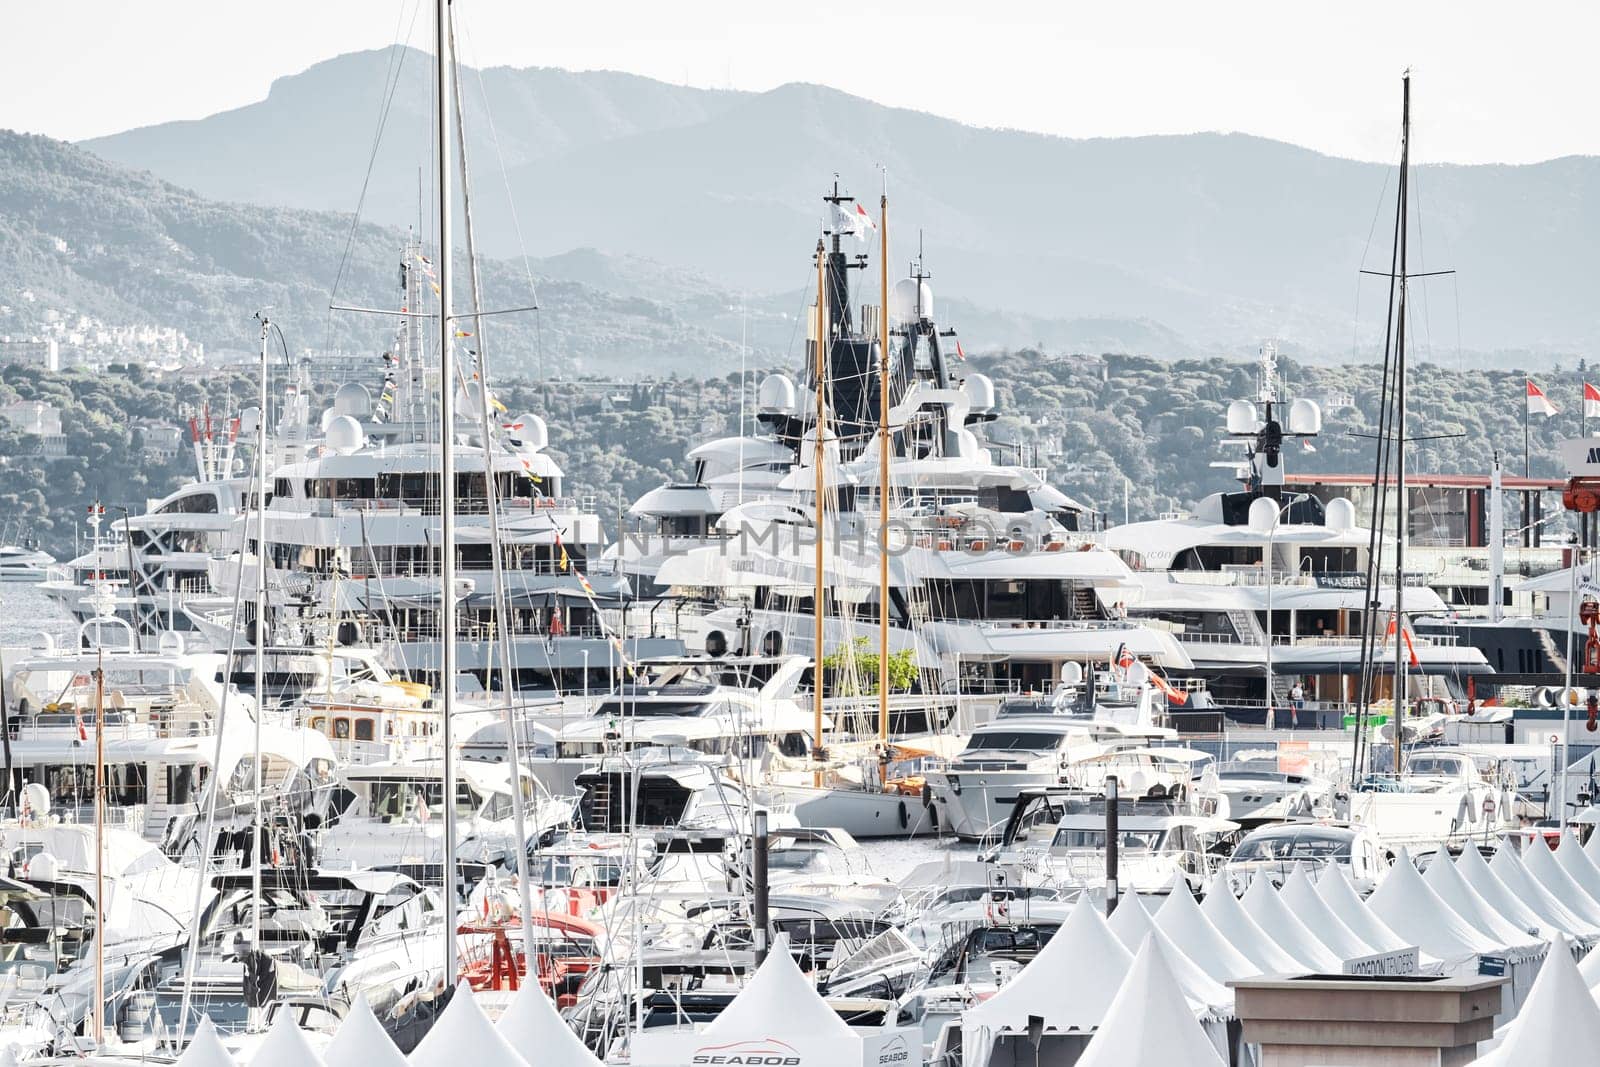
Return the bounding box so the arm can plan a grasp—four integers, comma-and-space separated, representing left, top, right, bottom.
84, 49, 1600, 358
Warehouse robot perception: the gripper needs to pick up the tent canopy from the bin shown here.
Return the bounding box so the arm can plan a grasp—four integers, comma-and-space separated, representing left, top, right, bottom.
1474, 934, 1600, 1066
1075, 937, 1227, 1067
1201, 882, 1306, 974
1277, 865, 1380, 962
1314, 864, 1413, 955
1242, 874, 1345, 972
1365, 853, 1502, 968
1154, 876, 1260, 983
966, 896, 1133, 1033
410, 983, 531, 1067
495, 984, 604, 1067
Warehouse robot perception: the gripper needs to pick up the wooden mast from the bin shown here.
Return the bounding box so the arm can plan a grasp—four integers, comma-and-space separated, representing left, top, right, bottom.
1393, 71, 1411, 777
813, 238, 828, 788
877, 185, 890, 747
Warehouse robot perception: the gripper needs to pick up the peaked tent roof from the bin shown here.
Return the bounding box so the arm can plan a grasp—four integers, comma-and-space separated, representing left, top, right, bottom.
495, 983, 604, 1067
1365, 853, 1501, 969
1106, 894, 1233, 1015
1201, 882, 1306, 974
325, 996, 411, 1067
1277, 865, 1379, 961
1421, 847, 1545, 956
1473, 934, 1600, 1066
702, 937, 857, 1045
1154, 877, 1261, 983
175, 1018, 239, 1067
1555, 829, 1600, 907
251, 1010, 328, 1067
1074, 936, 1227, 1067
965, 896, 1133, 1033
1455, 845, 1559, 940
1105, 891, 1156, 951
1314, 864, 1413, 955
1489, 846, 1600, 939
1521, 836, 1600, 928
410, 984, 532, 1067
1241, 873, 1345, 972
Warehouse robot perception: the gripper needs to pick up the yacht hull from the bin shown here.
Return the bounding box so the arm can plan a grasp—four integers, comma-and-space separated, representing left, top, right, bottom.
755, 781, 938, 838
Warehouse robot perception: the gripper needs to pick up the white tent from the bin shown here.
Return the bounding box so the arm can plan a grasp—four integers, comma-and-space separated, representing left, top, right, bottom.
962, 897, 1133, 1065
1277, 865, 1379, 962
1489, 846, 1600, 939
249, 1011, 328, 1067
1241, 873, 1345, 972
1314, 864, 1414, 955
1074, 937, 1227, 1067
1521, 836, 1600, 928
175, 1019, 238, 1067
1555, 829, 1600, 905
1200, 882, 1306, 974
410, 983, 531, 1067
1585, 826, 1600, 867
1106, 894, 1232, 1015
1422, 847, 1545, 954
495, 983, 603, 1067
324, 996, 410, 1067
1473, 935, 1600, 1066
1365, 853, 1502, 972
632, 938, 916, 1067
1154, 877, 1261, 983
1456, 845, 1558, 940
965, 896, 1132, 1034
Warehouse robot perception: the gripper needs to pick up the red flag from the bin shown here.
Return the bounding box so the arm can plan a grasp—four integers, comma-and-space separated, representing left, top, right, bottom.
74, 706, 87, 742
1584, 382, 1600, 420
1527, 379, 1558, 417
955, 340, 967, 360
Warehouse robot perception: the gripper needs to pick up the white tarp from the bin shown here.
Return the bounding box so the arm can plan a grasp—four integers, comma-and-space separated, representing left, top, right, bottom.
1422, 848, 1544, 956
1276, 865, 1379, 962
495, 983, 603, 1067
1074, 936, 1227, 1067
1521, 836, 1600, 928
1107, 893, 1233, 1016
1489, 846, 1600, 939
1555, 829, 1600, 906
1314, 864, 1414, 955
1456, 845, 1560, 940
410, 983, 531, 1067
1365, 854, 1500, 972
1200, 881, 1306, 974
1154, 877, 1260, 983
1473, 935, 1600, 1066
1241, 873, 1344, 972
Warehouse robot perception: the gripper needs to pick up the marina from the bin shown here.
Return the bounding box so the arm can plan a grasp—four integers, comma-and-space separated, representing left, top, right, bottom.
2, 5, 1600, 1067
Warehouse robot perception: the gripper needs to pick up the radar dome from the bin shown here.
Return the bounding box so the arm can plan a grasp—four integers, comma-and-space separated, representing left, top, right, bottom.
964, 374, 996, 413
333, 382, 373, 418
25, 851, 57, 880
157, 632, 187, 656
1247, 496, 1281, 534
1325, 497, 1357, 531
21, 782, 49, 821
1125, 660, 1150, 686
1227, 400, 1259, 436
326, 414, 364, 456
758, 374, 798, 415
239, 406, 262, 437
1288, 398, 1322, 436
1060, 661, 1084, 687
509, 413, 548, 450
889, 278, 933, 325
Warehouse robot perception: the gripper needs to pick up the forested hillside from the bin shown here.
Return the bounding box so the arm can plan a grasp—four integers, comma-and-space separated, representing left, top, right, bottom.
0, 353, 1584, 562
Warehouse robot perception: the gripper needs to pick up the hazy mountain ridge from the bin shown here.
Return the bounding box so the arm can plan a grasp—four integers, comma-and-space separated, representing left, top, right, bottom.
81, 49, 1600, 358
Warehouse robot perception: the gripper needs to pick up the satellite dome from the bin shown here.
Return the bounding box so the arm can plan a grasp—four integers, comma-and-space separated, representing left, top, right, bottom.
21, 782, 49, 820
239, 406, 262, 437
1288, 398, 1323, 436
326, 415, 364, 456
1325, 497, 1357, 531
334, 382, 373, 418
758, 374, 798, 415
1227, 400, 1259, 436
1060, 661, 1084, 687
509, 413, 548, 450
964, 374, 996, 413
1247, 495, 1281, 534
889, 278, 933, 325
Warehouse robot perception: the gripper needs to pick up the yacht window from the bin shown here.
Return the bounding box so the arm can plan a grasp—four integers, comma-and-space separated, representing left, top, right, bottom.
1231, 832, 1351, 862
368, 779, 478, 820
167, 764, 208, 805
964, 730, 1067, 751
309, 717, 327, 732
333, 718, 351, 739
158, 493, 219, 515
354, 719, 375, 742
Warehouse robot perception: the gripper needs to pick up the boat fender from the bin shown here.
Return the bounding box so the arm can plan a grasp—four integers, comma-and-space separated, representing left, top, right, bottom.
950, 776, 962, 796
929, 804, 939, 830
898, 800, 909, 830
921, 782, 933, 808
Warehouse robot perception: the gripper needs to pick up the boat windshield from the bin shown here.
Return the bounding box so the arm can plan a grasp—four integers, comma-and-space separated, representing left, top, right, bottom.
1231, 832, 1351, 862
1051, 828, 1165, 851
594, 697, 719, 718
366, 778, 479, 819
963, 730, 1068, 752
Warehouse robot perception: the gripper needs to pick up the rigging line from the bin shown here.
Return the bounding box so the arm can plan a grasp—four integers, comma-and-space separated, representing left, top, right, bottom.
1350, 151, 1398, 363
1409, 157, 1436, 368
329, 0, 425, 304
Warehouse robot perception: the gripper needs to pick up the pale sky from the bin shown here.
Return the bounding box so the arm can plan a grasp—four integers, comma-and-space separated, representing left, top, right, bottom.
3, 0, 1596, 164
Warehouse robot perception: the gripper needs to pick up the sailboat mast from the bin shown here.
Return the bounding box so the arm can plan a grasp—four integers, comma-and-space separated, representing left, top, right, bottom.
251, 313, 268, 977
813, 238, 828, 789
93, 647, 105, 1046
435, 0, 461, 982
877, 187, 890, 746
1393, 72, 1410, 778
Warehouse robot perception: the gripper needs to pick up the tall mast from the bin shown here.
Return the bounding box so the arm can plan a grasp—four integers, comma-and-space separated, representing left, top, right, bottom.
813, 238, 828, 788
447, 7, 538, 964
877, 184, 890, 747
1393, 72, 1411, 777
250, 313, 268, 992
434, 0, 460, 982
93, 647, 105, 1046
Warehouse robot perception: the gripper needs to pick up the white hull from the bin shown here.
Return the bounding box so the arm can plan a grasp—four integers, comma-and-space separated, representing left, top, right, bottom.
756, 780, 938, 838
